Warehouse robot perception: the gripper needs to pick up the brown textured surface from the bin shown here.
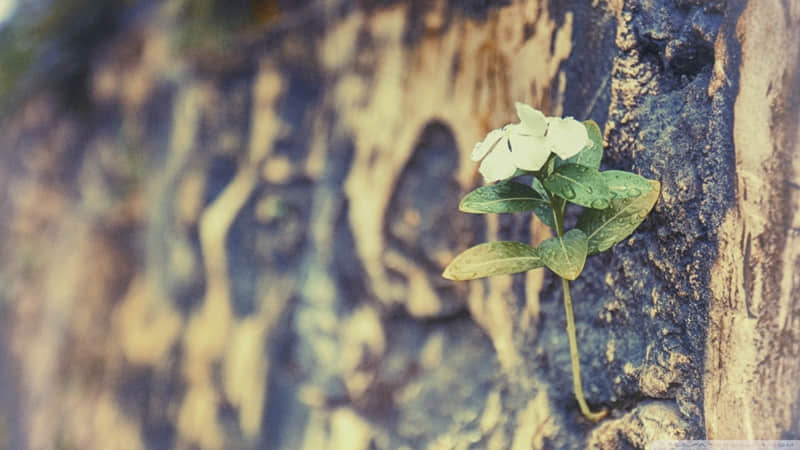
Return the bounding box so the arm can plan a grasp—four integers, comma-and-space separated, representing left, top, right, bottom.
0, 0, 798, 449
705, 0, 800, 440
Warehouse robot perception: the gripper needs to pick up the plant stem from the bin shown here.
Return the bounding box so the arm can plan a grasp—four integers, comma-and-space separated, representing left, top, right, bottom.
561, 277, 607, 421
553, 199, 607, 422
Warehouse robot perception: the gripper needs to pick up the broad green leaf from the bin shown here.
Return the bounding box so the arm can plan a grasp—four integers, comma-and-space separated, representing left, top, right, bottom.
576, 179, 660, 255
530, 177, 556, 229
543, 164, 613, 209
532, 204, 557, 229
560, 120, 603, 170
538, 229, 588, 280
459, 181, 549, 214
442, 241, 544, 280
601, 170, 653, 199
530, 176, 549, 198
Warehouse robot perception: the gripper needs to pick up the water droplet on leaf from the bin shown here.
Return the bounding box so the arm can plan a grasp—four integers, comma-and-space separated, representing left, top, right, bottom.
591, 199, 609, 209
563, 186, 576, 199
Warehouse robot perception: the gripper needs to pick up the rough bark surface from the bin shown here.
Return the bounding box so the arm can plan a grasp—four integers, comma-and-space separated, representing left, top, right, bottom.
0, 0, 797, 449
705, 0, 800, 440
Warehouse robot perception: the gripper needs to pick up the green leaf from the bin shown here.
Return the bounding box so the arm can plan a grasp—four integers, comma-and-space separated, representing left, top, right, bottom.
543, 164, 613, 209
459, 181, 549, 214
601, 170, 653, 199
576, 179, 660, 255
541, 153, 558, 178
530, 177, 556, 229
538, 229, 588, 280
510, 168, 529, 178
530, 176, 549, 198
561, 120, 603, 169
532, 203, 557, 229
442, 241, 544, 280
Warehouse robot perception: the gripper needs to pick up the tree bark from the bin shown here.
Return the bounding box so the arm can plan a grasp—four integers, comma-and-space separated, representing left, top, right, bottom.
705, 0, 800, 440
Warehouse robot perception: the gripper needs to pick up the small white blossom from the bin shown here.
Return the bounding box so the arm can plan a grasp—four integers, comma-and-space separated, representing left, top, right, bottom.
545, 116, 591, 159
471, 102, 592, 182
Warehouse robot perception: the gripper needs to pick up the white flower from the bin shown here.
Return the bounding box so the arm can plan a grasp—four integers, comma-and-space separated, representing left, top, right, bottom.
471, 103, 592, 182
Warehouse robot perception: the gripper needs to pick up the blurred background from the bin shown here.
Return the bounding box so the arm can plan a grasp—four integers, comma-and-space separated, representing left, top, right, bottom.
1, 0, 797, 449
0, 1, 566, 448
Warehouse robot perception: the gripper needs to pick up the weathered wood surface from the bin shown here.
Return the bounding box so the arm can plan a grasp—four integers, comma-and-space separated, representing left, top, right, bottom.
0, 0, 797, 448
705, 0, 800, 440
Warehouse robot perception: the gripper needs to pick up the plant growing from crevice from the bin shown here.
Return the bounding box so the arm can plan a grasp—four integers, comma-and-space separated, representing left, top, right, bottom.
443, 103, 660, 421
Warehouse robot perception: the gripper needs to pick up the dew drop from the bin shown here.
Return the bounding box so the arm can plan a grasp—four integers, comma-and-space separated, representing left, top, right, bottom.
563, 186, 576, 199
591, 199, 609, 209
629, 188, 641, 197
586, 187, 594, 193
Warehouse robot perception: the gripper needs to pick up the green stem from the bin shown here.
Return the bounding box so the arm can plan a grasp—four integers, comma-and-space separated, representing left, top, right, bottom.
553, 198, 607, 422
561, 277, 607, 421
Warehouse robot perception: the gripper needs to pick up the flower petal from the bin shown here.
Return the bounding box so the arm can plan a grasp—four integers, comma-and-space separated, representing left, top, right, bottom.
507, 130, 551, 171
515, 102, 547, 135
478, 139, 517, 182
471, 128, 505, 161
546, 117, 590, 159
